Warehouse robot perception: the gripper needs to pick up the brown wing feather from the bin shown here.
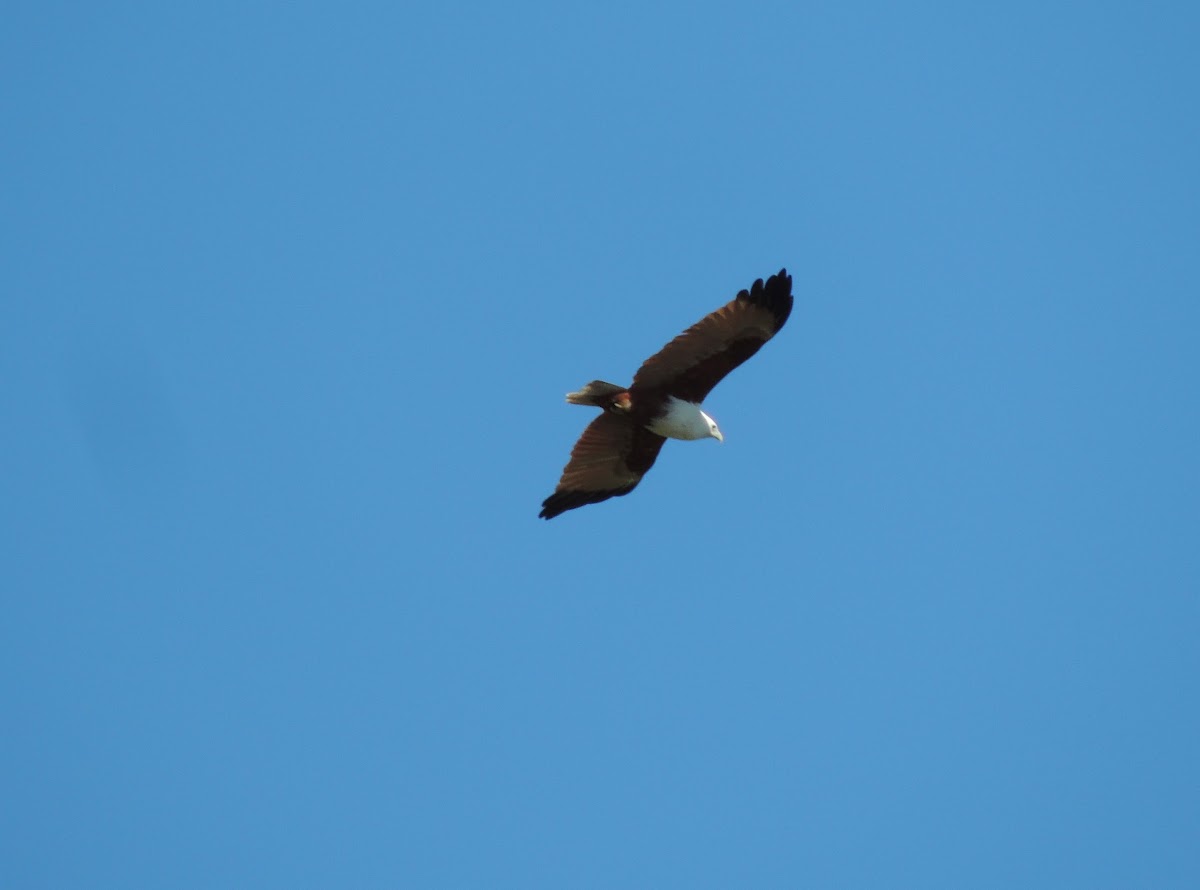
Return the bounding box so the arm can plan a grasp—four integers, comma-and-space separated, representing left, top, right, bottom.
539, 412, 667, 519
631, 269, 793, 404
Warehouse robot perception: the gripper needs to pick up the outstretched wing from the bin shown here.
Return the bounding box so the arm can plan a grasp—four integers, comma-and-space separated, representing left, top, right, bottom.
631, 269, 793, 404
539, 412, 667, 519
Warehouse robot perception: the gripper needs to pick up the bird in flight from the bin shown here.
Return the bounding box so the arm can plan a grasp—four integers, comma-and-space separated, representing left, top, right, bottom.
540, 268, 794, 519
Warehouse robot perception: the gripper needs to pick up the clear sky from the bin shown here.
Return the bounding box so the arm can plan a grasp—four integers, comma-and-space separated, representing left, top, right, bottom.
3, 2, 1198, 887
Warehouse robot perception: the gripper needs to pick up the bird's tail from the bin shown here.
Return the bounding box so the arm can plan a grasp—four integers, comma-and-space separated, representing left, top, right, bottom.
565, 380, 627, 406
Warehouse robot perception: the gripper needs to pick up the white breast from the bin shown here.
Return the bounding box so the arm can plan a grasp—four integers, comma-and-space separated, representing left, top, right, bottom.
645, 396, 718, 441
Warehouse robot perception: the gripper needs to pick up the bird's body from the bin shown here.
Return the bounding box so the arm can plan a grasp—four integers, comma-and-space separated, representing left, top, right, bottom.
540, 269, 793, 519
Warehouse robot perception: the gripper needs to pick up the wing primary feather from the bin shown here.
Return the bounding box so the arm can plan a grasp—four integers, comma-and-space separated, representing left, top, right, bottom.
539, 414, 667, 519
746, 268, 793, 329
629, 268, 794, 403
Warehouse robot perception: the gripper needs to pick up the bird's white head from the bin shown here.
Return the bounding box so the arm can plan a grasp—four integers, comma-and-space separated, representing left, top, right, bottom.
702, 410, 724, 443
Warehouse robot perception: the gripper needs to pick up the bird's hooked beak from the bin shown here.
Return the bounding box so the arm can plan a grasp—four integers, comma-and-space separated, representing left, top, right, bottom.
713, 429, 724, 443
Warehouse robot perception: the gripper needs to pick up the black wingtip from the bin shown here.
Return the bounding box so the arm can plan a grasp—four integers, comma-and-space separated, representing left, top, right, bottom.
742, 268, 793, 330
539, 484, 638, 519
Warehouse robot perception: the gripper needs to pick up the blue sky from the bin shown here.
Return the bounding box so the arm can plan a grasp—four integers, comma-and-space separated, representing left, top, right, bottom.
3, 2, 1198, 887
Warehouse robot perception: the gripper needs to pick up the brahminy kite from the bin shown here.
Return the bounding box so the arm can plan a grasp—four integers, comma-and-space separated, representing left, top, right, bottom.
540, 268, 794, 519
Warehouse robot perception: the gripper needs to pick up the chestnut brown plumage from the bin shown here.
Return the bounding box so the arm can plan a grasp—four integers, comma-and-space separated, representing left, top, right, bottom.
540, 269, 793, 519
